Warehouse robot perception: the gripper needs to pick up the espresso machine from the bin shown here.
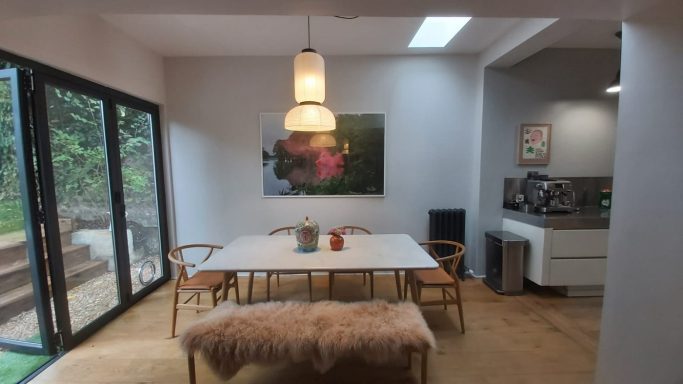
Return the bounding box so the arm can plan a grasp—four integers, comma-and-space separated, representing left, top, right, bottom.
526, 179, 577, 213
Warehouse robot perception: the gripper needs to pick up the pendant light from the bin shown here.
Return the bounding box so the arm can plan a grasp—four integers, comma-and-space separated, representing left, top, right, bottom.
285, 16, 336, 132
309, 133, 337, 147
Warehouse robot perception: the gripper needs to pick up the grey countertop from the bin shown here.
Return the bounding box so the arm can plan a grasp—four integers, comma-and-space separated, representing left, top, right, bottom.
503, 206, 611, 230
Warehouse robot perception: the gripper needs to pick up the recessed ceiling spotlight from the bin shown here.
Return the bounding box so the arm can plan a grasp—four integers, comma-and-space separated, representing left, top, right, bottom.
409, 17, 472, 48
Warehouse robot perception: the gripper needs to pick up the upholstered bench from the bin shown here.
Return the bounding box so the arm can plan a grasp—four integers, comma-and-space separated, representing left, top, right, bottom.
180, 300, 436, 383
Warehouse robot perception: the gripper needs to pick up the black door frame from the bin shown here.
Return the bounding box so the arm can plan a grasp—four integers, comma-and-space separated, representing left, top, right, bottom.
0, 48, 170, 352
0, 68, 56, 355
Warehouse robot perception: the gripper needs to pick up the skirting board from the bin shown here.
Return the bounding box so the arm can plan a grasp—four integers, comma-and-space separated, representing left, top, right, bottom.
553, 285, 604, 297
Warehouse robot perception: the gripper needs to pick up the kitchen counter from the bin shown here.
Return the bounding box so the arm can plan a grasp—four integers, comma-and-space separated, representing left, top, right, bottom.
503, 206, 610, 230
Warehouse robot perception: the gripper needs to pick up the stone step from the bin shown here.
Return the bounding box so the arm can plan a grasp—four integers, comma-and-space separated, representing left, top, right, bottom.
0, 225, 74, 268
0, 244, 91, 295
0, 259, 108, 324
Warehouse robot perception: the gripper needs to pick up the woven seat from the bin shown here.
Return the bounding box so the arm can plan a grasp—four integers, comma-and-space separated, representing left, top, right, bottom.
180, 271, 225, 290
413, 268, 455, 286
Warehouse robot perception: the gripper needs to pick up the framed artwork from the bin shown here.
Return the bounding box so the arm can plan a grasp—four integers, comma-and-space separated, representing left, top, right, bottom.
260, 113, 385, 197
517, 123, 552, 165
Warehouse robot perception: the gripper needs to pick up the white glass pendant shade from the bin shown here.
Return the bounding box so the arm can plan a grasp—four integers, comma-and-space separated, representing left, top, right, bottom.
294, 50, 326, 103
309, 133, 337, 147
285, 104, 335, 132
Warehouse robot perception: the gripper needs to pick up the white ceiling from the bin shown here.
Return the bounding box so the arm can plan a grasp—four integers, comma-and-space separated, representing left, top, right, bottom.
1, 0, 663, 21
101, 15, 621, 57
551, 20, 622, 49
100, 15, 522, 57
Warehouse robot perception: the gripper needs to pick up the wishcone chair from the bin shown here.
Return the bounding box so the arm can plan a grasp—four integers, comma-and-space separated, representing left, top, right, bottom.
405, 240, 466, 333
247, 226, 313, 303
328, 226, 403, 300
168, 244, 239, 338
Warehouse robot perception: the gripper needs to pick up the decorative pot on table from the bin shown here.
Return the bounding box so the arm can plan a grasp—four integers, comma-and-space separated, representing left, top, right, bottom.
295, 216, 319, 252
328, 228, 345, 251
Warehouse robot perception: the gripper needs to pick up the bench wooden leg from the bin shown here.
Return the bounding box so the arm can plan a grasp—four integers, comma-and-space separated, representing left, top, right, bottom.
420, 350, 428, 384
188, 353, 196, 384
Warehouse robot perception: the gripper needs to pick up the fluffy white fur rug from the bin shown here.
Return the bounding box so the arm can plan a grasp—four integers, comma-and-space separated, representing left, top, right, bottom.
180, 300, 436, 379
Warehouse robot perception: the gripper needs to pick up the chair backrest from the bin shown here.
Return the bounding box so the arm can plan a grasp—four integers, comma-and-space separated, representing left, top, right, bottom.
269, 226, 295, 235
418, 240, 465, 279
168, 243, 223, 282
338, 225, 372, 235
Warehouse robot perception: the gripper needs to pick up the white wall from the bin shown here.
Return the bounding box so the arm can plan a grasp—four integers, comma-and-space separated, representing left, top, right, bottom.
0, 14, 165, 104
473, 48, 620, 274
596, 3, 683, 382
165, 55, 480, 252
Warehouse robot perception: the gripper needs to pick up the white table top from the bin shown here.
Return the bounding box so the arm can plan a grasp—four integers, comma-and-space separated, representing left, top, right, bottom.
198, 234, 438, 273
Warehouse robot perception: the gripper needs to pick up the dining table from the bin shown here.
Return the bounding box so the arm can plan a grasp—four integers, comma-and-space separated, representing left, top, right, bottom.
197, 233, 439, 303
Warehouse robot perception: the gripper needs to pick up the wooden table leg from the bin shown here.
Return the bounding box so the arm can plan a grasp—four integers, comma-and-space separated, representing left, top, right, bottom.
247, 272, 254, 304
408, 270, 419, 304
394, 270, 403, 300
221, 272, 230, 302
328, 272, 335, 300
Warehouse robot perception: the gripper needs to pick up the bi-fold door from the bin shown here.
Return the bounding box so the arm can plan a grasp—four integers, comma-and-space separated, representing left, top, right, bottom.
0, 61, 169, 358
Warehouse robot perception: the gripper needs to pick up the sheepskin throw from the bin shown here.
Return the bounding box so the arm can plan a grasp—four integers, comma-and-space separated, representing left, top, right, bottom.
180, 300, 436, 380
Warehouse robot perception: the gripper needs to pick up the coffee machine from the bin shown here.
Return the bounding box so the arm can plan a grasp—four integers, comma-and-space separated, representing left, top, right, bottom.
526, 179, 577, 213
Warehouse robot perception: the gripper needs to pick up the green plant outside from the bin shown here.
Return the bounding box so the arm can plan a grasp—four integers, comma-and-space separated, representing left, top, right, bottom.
0, 350, 52, 384
1, 58, 158, 229
0, 200, 23, 235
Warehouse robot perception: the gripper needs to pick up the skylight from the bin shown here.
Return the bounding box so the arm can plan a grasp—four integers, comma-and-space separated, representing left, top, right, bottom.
408, 17, 472, 48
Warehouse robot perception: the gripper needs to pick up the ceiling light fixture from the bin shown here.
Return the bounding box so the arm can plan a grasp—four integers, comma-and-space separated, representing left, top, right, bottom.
606, 31, 622, 94
285, 16, 335, 132
409, 17, 472, 48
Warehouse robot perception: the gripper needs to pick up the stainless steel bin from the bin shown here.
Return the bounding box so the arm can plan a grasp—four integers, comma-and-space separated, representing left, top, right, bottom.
483, 231, 528, 295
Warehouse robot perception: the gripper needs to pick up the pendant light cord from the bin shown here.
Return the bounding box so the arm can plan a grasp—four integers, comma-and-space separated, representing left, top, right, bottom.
307, 16, 311, 49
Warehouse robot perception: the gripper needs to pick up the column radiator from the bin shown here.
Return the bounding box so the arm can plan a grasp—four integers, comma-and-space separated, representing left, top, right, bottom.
428, 208, 466, 279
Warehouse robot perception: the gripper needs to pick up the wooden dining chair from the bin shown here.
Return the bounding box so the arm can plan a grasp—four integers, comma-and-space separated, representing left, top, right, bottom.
328, 225, 402, 300
405, 240, 466, 333
168, 244, 239, 338
247, 226, 313, 303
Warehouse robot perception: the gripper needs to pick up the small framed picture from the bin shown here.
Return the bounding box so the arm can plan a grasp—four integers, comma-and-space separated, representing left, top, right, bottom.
518, 123, 551, 165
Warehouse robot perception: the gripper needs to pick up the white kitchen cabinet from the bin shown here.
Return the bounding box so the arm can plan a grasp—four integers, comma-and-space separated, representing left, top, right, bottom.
502, 218, 609, 295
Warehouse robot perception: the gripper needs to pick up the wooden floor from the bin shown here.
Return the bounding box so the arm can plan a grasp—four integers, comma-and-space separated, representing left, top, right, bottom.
31, 274, 602, 384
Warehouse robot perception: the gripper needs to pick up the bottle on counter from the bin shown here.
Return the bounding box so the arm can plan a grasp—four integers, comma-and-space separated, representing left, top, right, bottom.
599, 189, 612, 209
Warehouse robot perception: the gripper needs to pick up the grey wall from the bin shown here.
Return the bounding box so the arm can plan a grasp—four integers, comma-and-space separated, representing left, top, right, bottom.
596, 4, 683, 383
164, 55, 480, 254
473, 48, 620, 274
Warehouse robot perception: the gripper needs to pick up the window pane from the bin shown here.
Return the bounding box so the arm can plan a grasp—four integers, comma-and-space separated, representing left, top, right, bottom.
117, 105, 162, 293
0, 73, 43, 344
45, 85, 120, 334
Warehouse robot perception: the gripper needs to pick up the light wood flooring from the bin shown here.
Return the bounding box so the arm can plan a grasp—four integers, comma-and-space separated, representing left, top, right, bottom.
31, 274, 602, 384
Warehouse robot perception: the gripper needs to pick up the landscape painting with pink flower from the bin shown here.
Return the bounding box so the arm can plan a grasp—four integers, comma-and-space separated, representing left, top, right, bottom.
261, 113, 385, 196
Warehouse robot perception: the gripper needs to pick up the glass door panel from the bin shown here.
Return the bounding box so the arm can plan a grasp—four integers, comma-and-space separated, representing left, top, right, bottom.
116, 105, 163, 293
0, 69, 54, 354
44, 84, 120, 334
